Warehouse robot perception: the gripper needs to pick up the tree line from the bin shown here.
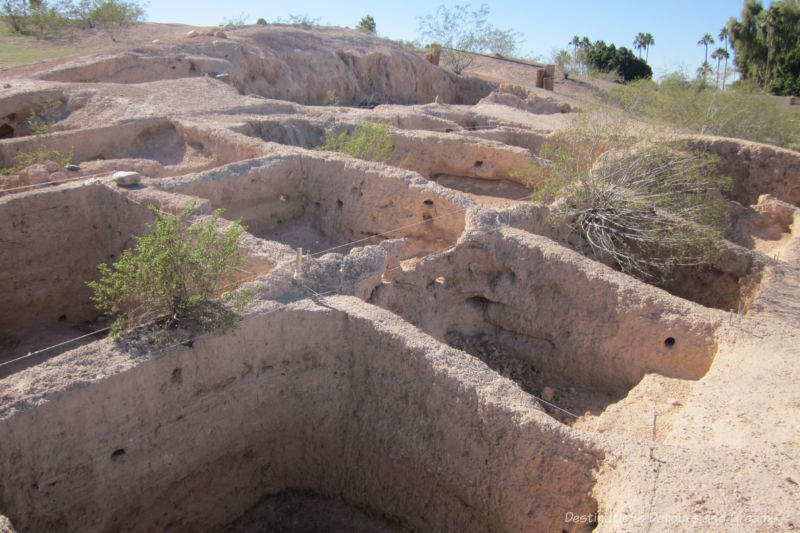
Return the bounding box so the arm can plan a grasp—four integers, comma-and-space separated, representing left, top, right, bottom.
1, 0, 144, 39
727, 0, 800, 95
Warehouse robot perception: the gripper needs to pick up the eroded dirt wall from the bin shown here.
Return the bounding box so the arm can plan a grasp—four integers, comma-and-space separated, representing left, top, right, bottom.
372, 227, 722, 393
698, 138, 800, 207
0, 297, 600, 532
0, 184, 153, 330
157, 153, 469, 253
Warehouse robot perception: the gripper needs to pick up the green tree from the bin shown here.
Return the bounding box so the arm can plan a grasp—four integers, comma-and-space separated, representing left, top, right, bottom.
697, 33, 715, 84
417, 4, 521, 73
641, 32, 654, 62
728, 0, 800, 95
711, 47, 730, 87
584, 39, 652, 81
719, 25, 731, 88
80, 0, 143, 41
356, 14, 376, 34
88, 204, 249, 339
633, 32, 646, 58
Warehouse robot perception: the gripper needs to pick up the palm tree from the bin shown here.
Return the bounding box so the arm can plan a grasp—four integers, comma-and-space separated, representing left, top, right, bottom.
718, 25, 731, 89
570, 35, 581, 60
696, 61, 713, 87
756, 9, 776, 91
642, 32, 654, 63
697, 33, 715, 83
711, 48, 729, 88
633, 33, 645, 58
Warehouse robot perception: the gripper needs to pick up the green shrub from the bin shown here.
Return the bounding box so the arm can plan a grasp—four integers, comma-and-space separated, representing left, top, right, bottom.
356, 14, 375, 34
605, 76, 800, 150
87, 203, 251, 339
518, 116, 731, 282
318, 120, 395, 163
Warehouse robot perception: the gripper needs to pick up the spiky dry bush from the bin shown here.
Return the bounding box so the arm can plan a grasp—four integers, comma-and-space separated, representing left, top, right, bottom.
520, 116, 731, 282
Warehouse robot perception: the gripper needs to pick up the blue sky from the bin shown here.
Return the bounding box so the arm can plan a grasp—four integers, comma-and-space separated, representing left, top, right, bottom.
146, 0, 750, 79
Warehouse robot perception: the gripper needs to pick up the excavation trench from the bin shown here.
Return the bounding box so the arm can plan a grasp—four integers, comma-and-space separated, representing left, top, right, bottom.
0, 118, 263, 182
0, 183, 273, 378
370, 226, 724, 420
156, 153, 468, 259
238, 117, 537, 204
0, 297, 602, 533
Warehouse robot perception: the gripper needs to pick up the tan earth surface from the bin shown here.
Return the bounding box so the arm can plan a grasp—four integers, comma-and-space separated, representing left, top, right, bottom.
0, 22, 798, 532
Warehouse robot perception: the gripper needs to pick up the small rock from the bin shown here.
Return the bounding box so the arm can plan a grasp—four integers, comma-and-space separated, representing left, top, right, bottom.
65, 164, 80, 172
215, 73, 231, 81
2, 83, 10, 89
214, 31, 227, 38
151, 39, 161, 44
541, 386, 555, 402
25, 165, 51, 185
111, 171, 141, 186
186, 30, 198, 38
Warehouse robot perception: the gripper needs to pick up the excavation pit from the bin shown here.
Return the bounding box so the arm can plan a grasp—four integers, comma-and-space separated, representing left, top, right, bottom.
0, 183, 154, 376
0, 118, 257, 181
371, 227, 723, 419
0, 297, 602, 533
0, 183, 274, 378
156, 153, 469, 259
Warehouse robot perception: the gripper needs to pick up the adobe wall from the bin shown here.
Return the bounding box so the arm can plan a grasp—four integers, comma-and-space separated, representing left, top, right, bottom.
0, 297, 601, 532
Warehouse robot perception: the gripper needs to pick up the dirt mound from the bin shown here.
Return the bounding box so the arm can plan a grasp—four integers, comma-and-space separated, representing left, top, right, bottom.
31, 25, 494, 107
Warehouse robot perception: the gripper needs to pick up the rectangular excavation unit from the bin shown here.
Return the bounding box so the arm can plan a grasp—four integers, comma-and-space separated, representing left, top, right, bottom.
0, 183, 154, 375
0, 297, 602, 533
155, 152, 468, 258
371, 226, 724, 404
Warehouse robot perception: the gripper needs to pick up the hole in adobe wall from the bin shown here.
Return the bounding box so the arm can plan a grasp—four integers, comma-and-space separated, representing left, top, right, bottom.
423, 199, 434, 206
0, 123, 14, 139
664, 337, 676, 348
110, 449, 126, 461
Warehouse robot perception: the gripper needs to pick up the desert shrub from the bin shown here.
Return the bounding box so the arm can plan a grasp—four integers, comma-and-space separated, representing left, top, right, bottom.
605, 75, 800, 150
318, 120, 395, 163
519, 116, 731, 282
88, 204, 251, 339
323, 89, 340, 106
276, 13, 320, 26
356, 14, 375, 34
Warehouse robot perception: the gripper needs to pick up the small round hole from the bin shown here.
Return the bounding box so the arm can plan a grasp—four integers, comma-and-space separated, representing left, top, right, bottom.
664, 337, 676, 348
111, 449, 126, 461
58, 314, 67, 322
423, 199, 434, 206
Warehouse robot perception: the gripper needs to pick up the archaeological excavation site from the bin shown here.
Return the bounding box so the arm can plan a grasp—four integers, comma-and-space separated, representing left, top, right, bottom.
1, 22, 799, 533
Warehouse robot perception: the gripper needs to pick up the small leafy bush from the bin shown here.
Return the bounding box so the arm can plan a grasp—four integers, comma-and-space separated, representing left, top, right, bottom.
319, 120, 395, 163
518, 116, 731, 282
88, 203, 251, 339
